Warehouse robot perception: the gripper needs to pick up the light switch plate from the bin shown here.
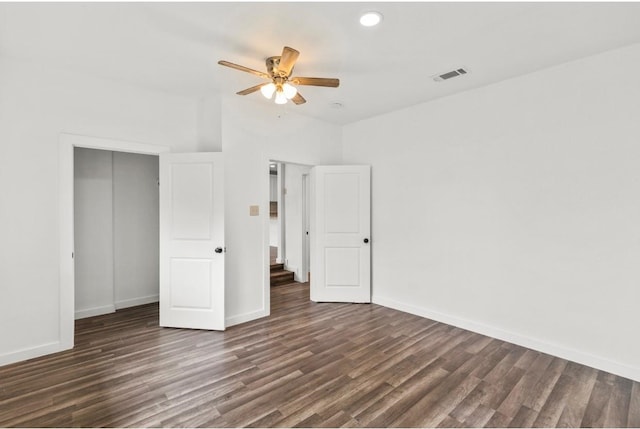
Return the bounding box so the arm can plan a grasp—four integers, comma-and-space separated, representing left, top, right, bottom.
249, 205, 259, 216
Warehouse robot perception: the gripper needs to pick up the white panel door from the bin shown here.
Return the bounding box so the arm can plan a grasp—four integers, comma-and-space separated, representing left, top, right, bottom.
310, 165, 371, 303
159, 152, 225, 330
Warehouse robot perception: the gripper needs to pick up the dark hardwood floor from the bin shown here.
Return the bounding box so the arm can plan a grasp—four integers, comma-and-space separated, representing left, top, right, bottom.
1, 282, 638, 427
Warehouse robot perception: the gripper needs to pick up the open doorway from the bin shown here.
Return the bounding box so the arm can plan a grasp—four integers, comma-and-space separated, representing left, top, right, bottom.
74, 147, 160, 320
59, 133, 169, 350
269, 162, 283, 266
268, 161, 311, 289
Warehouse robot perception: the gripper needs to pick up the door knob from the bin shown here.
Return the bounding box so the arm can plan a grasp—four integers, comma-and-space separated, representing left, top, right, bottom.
215, 247, 223, 254
363, 238, 369, 244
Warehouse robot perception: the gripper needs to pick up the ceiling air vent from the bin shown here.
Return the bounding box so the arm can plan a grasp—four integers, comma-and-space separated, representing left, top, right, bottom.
432, 67, 469, 82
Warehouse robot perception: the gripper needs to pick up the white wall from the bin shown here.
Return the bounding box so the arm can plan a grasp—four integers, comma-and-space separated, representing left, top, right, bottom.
74, 148, 115, 319
269, 175, 277, 202
284, 164, 312, 281
113, 151, 160, 309
221, 97, 342, 326
0, 56, 200, 365
269, 218, 279, 248
343, 43, 640, 381
197, 96, 223, 152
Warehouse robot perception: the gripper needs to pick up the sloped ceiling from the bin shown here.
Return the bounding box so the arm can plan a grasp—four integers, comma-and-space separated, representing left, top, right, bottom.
1, 2, 640, 124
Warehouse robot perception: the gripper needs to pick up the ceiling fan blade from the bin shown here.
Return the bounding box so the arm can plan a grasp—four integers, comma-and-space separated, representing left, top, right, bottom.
218, 60, 270, 79
278, 46, 300, 77
291, 77, 340, 88
236, 83, 268, 96
291, 92, 306, 105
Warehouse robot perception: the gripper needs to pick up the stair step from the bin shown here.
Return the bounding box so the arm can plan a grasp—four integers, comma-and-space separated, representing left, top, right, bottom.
271, 276, 295, 287
270, 263, 284, 271
270, 267, 295, 286
271, 270, 294, 279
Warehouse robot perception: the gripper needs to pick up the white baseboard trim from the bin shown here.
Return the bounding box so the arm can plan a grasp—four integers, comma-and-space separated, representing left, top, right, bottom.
0, 341, 67, 368
226, 308, 269, 328
74, 304, 116, 320
373, 294, 640, 383
115, 295, 159, 310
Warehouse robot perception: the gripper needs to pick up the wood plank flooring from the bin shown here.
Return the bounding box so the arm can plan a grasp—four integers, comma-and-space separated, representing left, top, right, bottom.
1, 282, 638, 427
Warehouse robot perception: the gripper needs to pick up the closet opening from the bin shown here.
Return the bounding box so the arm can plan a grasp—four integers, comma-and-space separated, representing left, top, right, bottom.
74, 147, 160, 324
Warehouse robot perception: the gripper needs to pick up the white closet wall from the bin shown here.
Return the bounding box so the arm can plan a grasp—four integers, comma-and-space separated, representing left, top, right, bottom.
113, 152, 159, 309
74, 148, 115, 319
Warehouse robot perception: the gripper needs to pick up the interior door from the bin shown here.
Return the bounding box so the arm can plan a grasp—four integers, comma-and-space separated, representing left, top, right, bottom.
159, 152, 225, 330
310, 165, 371, 303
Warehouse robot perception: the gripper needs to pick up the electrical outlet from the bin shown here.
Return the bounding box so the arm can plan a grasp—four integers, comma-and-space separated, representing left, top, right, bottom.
249, 205, 259, 216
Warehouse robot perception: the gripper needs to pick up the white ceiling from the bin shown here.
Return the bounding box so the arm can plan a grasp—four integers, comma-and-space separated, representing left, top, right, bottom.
1, 2, 640, 125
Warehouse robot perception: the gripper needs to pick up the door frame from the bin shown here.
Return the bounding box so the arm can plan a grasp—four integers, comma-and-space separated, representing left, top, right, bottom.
276, 162, 285, 264
263, 159, 313, 313
301, 173, 310, 283
59, 133, 169, 350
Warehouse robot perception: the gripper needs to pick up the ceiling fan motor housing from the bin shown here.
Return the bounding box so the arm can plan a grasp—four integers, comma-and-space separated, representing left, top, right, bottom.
266, 56, 289, 78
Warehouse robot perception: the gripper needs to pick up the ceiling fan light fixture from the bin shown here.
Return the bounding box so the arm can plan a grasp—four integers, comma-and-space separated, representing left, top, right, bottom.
274, 90, 288, 105
260, 83, 276, 99
360, 11, 382, 27
218, 45, 339, 107
282, 82, 298, 99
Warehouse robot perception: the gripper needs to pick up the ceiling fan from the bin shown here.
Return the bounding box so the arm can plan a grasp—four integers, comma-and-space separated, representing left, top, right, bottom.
218, 46, 339, 105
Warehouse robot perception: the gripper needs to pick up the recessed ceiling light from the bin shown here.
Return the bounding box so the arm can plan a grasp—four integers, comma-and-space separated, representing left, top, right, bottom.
360, 11, 382, 27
